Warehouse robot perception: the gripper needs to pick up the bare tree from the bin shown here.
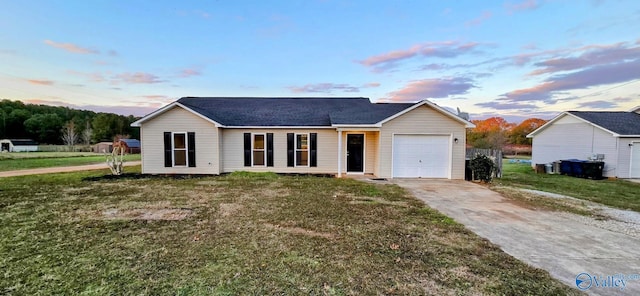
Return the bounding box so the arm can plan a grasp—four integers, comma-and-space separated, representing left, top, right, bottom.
61, 121, 79, 151
82, 122, 93, 145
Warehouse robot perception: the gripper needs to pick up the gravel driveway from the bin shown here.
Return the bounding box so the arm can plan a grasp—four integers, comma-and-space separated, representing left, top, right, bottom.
394, 179, 640, 296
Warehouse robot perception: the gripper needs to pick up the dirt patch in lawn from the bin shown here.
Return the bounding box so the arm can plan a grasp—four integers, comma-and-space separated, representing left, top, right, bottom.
218, 203, 243, 217
264, 223, 336, 239
90, 208, 193, 220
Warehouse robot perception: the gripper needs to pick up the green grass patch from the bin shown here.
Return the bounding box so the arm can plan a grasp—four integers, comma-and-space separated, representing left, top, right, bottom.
495, 161, 640, 212
0, 171, 580, 295
0, 153, 140, 172
0, 152, 98, 160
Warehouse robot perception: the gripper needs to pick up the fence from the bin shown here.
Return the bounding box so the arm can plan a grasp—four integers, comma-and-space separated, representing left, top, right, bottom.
37, 145, 92, 152
466, 148, 503, 178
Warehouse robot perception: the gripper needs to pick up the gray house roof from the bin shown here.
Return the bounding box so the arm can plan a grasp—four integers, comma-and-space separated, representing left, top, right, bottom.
528, 110, 640, 138
118, 139, 140, 148
132, 97, 475, 128
177, 97, 415, 126
3, 139, 39, 146
568, 111, 640, 136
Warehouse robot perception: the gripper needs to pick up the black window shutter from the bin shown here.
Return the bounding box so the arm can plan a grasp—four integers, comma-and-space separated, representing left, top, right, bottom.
287, 133, 294, 167
310, 133, 317, 167
163, 132, 172, 167
187, 132, 196, 167
266, 133, 274, 167
244, 133, 251, 167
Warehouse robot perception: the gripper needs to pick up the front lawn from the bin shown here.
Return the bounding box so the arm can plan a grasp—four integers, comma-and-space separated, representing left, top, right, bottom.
0, 152, 140, 171
0, 170, 580, 295
495, 161, 640, 212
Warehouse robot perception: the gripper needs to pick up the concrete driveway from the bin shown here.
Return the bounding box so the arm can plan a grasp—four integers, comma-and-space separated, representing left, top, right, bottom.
394, 179, 640, 296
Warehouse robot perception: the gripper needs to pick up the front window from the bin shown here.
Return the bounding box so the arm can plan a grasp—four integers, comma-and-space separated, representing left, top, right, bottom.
296, 134, 309, 166
173, 133, 187, 166
253, 134, 266, 166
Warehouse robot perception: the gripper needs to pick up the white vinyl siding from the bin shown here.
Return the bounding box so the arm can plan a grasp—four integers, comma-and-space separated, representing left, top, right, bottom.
631, 142, 640, 178
378, 105, 466, 179
531, 115, 619, 177
222, 129, 337, 174
139, 106, 219, 174
617, 138, 640, 179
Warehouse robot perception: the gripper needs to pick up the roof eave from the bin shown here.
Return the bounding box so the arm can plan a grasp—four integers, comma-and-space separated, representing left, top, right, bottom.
527, 111, 627, 138
130, 102, 224, 127
332, 124, 381, 128
376, 100, 475, 128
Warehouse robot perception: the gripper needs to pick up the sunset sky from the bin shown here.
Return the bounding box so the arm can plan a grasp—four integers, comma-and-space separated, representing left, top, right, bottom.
1, 0, 639, 122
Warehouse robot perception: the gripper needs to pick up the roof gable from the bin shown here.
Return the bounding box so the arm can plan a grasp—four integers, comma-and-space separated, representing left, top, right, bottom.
528, 111, 640, 138
568, 111, 640, 136
377, 100, 475, 128
131, 102, 223, 127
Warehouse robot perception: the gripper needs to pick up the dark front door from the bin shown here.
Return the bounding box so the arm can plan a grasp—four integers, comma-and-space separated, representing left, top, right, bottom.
347, 134, 364, 172
1, 143, 9, 152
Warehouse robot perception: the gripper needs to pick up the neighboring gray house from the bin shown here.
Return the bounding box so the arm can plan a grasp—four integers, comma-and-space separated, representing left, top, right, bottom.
527, 106, 640, 178
132, 97, 475, 179
0, 139, 39, 152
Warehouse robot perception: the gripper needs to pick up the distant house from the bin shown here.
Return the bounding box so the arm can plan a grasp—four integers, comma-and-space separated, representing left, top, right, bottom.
114, 139, 141, 154
0, 139, 39, 152
527, 106, 640, 178
92, 142, 113, 153
131, 97, 475, 179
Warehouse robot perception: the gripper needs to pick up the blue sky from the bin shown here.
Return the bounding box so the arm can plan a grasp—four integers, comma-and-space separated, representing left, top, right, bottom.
1, 0, 639, 122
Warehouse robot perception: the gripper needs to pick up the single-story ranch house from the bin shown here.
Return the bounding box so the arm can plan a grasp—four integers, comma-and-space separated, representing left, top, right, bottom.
132, 97, 475, 179
527, 106, 640, 178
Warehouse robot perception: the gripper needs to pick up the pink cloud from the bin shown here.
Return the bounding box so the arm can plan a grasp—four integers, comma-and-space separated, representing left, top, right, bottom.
358, 41, 481, 72
21, 98, 157, 117
577, 100, 618, 109
27, 79, 54, 85
465, 11, 492, 27
22, 99, 72, 107
385, 77, 475, 102
475, 101, 537, 110
178, 68, 202, 78
528, 42, 640, 75
505, 0, 539, 14
113, 72, 164, 84
44, 40, 99, 54
364, 82, 381, 88
501, 58, 640, 102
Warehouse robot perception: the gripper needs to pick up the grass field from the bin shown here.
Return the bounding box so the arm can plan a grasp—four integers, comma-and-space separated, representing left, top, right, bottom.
0, 152, 140, 172
494, 161, 640, 212
0, 170, 580, 295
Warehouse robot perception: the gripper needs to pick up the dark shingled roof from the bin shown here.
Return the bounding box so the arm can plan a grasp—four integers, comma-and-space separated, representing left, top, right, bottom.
7, 139, 39, 145
568, 111, 640, 135
177, 97, 416, 126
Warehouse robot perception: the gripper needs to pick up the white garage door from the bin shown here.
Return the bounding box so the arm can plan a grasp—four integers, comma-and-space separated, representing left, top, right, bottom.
631, 142, 640, 178
393, 135, 450, 178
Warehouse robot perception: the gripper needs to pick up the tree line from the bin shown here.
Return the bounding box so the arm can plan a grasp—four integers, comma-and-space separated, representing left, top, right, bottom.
467, 117, 547, 149
0, 99, 140, 145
